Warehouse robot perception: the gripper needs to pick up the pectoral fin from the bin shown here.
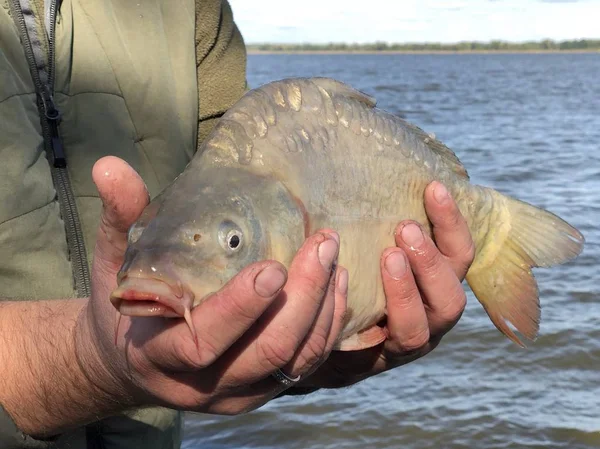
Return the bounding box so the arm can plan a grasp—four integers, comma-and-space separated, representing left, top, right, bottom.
335, 325, 387, 351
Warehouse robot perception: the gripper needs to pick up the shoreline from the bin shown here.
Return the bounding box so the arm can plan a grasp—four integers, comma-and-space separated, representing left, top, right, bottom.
247, 49, 600, 55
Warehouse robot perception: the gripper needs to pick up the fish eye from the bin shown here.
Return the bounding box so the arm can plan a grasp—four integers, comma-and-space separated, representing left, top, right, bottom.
218, 221, 244, 253
228, 232, 241, 249
226, 230, 242, 250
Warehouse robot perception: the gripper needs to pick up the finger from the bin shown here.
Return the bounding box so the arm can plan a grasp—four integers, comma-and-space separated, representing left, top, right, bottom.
285, 251, 340, 377
380, 248, 430, 353
284, 266, 348, 393
323, 267, 348, 355
283, 269, 335, 377
92, 156, 149, 272
212, 264, 346, 408
145, 260, 288, 370
223, 231, 339, 382
395, 221, 467, 336
423, 181, 475, 279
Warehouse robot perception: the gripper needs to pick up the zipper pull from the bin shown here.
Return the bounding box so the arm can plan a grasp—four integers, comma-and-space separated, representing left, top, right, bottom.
51, 127, 66, 168
46, 108, 66, 168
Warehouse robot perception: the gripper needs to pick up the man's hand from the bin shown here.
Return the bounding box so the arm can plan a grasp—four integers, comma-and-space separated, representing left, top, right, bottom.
291, 181, 475, 390
75, 156, 348, 418
0, 156, 348, 439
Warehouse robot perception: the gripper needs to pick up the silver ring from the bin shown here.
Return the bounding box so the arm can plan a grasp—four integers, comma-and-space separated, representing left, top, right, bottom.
271, 368, 301, 387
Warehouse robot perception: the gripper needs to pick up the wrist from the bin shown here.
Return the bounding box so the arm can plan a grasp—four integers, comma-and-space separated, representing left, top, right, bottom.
0, 299, 87, 437
0, 299, 137, 438
73, 302, 142, 413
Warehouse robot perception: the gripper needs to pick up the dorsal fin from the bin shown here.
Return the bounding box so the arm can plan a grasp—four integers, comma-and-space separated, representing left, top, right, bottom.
310, 77, 377, 108
401, 120, 469, 179
309, 77, 468, 179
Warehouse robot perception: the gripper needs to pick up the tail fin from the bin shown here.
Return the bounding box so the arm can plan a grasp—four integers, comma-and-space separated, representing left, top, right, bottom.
465, 190, 584, 347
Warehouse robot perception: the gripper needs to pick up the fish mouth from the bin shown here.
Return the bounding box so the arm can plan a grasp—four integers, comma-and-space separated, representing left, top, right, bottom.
110, 276, 199, 347
110, 276, 193, 318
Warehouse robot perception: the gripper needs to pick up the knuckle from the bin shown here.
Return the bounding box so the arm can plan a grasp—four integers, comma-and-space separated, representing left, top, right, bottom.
447, 205, 465, 227
298, 333, 328, 368
174, 338, 217, 370
437, 286, 467, 323
434, 204, 468, 234
390, 288, 420, 311
413, 247, 444, 277
256, 332, 296, 369
297, 275, 329, 307
431, 198, 461, 225
395, 326, 430, 352
214, 289, 261, 324
384, 269, 420, 309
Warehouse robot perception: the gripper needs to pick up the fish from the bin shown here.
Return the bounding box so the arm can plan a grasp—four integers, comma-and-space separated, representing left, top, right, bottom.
110, 77, 585, 350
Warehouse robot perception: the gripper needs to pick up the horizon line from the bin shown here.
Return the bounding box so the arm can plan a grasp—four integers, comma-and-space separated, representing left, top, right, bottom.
245, 38, 600, 46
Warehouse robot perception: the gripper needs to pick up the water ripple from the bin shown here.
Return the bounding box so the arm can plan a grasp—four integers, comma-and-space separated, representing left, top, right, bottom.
184, 53, 600, 449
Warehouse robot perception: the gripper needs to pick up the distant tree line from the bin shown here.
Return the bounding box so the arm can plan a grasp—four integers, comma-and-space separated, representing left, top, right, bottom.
247, 39, 600, 52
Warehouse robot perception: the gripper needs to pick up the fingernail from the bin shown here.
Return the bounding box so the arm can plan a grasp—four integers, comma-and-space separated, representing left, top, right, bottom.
433, 183, 450, 205
401, 223, 424, 249
337, 268, 348, 295
385, 251, 407, 279
318, 237, 338, 270
254, 265, 287, 297
326, 231, 340, 245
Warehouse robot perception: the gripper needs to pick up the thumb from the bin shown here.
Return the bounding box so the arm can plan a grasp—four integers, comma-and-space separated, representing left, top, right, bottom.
92, 156, 149, 273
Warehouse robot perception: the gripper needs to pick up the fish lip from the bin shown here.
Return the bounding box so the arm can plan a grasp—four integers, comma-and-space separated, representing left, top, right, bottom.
110, 276, 192, 317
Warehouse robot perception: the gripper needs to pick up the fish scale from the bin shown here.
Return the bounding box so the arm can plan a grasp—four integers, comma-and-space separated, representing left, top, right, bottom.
110, 77, 584, 350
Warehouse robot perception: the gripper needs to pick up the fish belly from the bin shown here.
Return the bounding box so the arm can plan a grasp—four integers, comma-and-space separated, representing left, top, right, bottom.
323, 213, 430, 347
304, 157, 436, 349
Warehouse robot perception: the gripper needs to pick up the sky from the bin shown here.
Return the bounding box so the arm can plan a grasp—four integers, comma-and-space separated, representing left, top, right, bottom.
228, 0, 600, 44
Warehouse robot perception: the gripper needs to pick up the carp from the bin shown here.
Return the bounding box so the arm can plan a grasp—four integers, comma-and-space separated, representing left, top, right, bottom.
110, 77, 584, 350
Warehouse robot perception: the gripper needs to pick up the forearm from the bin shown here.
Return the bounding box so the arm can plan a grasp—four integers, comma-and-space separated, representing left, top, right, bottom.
0, 299, 131, 438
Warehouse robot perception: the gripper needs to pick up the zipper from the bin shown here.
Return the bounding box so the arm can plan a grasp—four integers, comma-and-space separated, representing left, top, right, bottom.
9, 0, 91, 297
46, 0, 66, 168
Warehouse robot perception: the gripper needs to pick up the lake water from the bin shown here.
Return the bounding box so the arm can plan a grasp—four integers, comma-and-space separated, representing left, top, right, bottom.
184, 53, 600, 449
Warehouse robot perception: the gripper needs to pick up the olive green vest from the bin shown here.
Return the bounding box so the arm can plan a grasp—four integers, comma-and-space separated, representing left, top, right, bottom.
0, 0, 247, 447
